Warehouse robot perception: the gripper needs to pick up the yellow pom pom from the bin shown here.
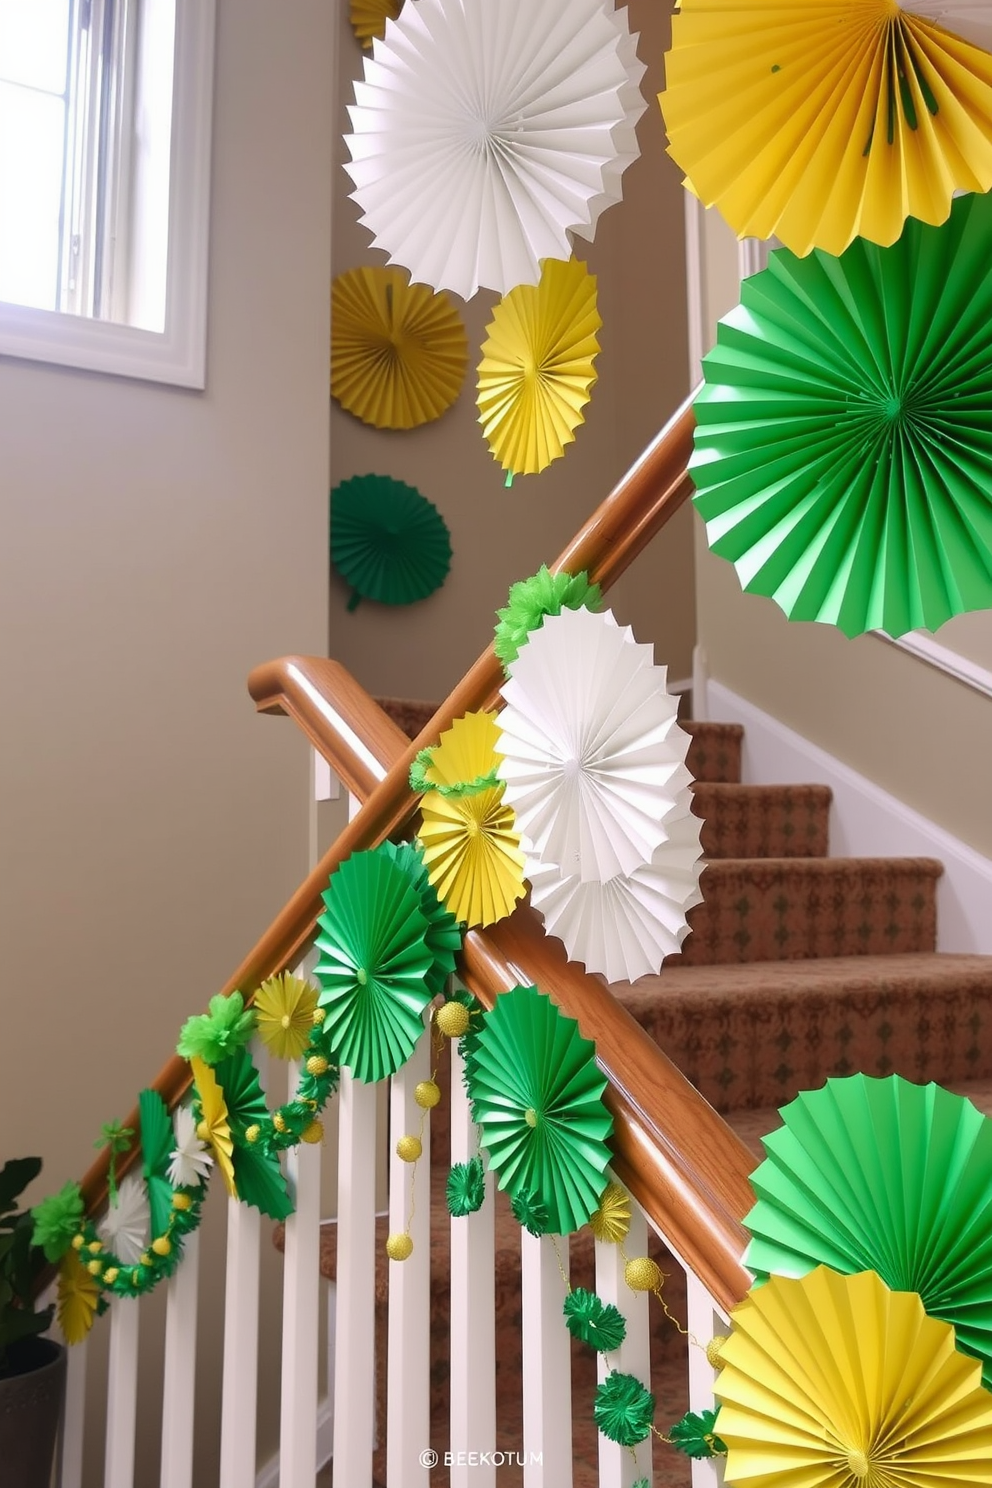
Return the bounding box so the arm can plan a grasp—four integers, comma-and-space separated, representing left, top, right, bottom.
72, 1234, 85, 1251
306, 1054, 329, 1076
103, 1267, 119, 1285
414, 1080, 441, 1109
436, 1001, 470, 1038
624, 1256, 662, 1292
312, 1007, 326, 1025
139, 1252, 153, 1268
386, 1232, 414, 1262
706, 1334, 729, 1369
88, 1240, 102, 1255
245, 1124, 261, 1144
172, 1192, 193, 1211
396, 1135, 422, 1163
131, 1269, 142, 1286
273, 1113, 287, 1133
152, 1236, 172, 1257
87, 1260, 102, 1277
588, 1182, 631, 1245
301, 1120, 324, 1145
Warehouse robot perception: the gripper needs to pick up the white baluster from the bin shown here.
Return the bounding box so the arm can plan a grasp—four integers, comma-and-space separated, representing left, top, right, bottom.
332, 1070, 378, 1488
104, 1297, 140, 1488
219, 1197, 261, 1488
686, 1272, 729, 1488
520, 1231, 572, 1488
387, 1027, 431, 1486
595, 1202, 652, 1488
279, 1114, 322, 1485
160, 1229, 201, 1488
58, 1334, 87, 1488
449, 1038, 495, 1488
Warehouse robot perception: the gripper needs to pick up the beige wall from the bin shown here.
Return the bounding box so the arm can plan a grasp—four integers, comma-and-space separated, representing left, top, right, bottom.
694, 209, 992, 858
327, 0, 697, 703
0, 1, 333, 1479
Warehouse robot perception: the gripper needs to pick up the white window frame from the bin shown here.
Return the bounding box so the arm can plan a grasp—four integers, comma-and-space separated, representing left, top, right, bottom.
0, 0, 215, 389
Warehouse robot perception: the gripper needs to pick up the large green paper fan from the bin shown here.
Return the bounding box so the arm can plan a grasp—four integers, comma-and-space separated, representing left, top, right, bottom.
745, 1074, 992, 1386
464, 984, 613, 1235
212, 1048, 293, 1221
314, 848, 434, 1082
691, 191, 992, 638
331, 474, 451, 611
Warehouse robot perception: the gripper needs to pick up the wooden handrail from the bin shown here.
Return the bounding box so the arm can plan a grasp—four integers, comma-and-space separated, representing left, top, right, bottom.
77, 393, 756, 1313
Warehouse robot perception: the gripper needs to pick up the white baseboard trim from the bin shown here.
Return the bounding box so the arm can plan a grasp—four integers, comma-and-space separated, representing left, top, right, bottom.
708, 680, 992, 955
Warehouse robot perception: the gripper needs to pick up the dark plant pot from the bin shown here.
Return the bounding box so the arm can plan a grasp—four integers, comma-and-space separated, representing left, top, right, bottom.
0, 1337, 67, 1488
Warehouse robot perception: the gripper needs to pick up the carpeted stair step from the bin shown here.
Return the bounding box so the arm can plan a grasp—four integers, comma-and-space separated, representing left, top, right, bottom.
619, 951, 992, 1114
667, 856, 942, 966
692, 782, 831, 858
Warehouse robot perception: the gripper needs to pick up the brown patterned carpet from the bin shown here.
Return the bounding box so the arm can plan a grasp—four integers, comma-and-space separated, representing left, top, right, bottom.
295, 701, 992, 1485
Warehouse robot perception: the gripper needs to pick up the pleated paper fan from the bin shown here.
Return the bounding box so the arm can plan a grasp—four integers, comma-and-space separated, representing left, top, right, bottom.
331, 474, 452, 611
661, 0, 992, 258
528, 808, 704, 984
497, 605, 693, 883
212, 1048, 293, 1220
331, 266, 468, 430
344, 0, 646, 299
745, 1074, 992, 1385
314, 848, 434, 1082
691, 192, 992, 638
375, 838, 462, 997
477, 258, 602, 480
350, 0, 403, 51
716, 1268, 992, 1488
464, 984, 614, 1235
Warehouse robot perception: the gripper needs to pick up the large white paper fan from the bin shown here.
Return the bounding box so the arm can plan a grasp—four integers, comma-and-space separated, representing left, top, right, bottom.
496, 606, 693, 882
344, 0, 647, 300
529, 808, 704, 983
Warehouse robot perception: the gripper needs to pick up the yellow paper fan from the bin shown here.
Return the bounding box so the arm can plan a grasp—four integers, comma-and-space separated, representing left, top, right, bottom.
477, 257, 602, 480
331, 266, 468, 429
716, 1268, 992, 1488
350, 0, 403, 50
661, 0, 992, 257
416, 712, 527, 927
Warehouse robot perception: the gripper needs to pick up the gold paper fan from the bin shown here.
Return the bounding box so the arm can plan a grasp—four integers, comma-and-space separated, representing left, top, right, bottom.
477, 257, 602, 480
331, 265, 468, 430
350, 0, 403, 50
661, 0, 992, 257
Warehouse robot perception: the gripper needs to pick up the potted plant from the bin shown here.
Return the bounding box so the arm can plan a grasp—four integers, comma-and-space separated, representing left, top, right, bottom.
0, 1158, 66, 1488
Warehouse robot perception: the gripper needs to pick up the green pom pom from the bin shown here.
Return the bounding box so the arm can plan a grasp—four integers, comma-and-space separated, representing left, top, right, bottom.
494, 565, 602, 670
593, 1370, 655, 1447
31, 1182, 85, 1262
511, 1188, 550, 1237
408, 750, 435, 795
447, 1157, 486, 1217
563, 1288, 627, 1352
669, 1408, 727, 1459
177, 992, 256, 1066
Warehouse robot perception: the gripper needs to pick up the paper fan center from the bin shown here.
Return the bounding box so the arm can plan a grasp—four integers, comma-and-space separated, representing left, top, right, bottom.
356, 968, 369, 987
524, 1106, 539, 1129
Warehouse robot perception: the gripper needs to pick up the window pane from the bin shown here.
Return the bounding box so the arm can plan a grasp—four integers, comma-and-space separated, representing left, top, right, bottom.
0, 0, 70, 94
0, 83, 65, 310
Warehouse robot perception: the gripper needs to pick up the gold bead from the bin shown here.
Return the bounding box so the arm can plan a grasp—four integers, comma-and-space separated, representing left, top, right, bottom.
414, 1080, 441, 1110
301, 1121, 324, 1145
173, 1192, 193, 1211
624, 1256, 662, 1292
88, 1240, 102, 1255
396, 1135, 422, 1163
312, 1008, 326, 1025
71, 1234, 85, 1251
706, 1334, 729, 1370
436, 1001, 470, 1038
103, 1267, 119, 1285
273, 1113, 287, 1133
87, 1260, 102, 1277
847, 1452, 872, 1480
152, 1236, 172, 1257
245, 1124, 261, 1144
386, 1232, 414, 1262
306, 1055, 329, 1076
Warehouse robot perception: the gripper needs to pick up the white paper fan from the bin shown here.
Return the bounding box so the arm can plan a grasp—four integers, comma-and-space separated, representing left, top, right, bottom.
344, 0, 646, 299
496, 606, 693, 883
528, 808, 705, 983
899, 1, 992, 51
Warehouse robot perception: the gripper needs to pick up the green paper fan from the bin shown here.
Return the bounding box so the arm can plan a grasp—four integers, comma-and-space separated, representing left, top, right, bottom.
691, 191, 992, 638
464, 984, 613, 1236
331, 474, 452, 611
745, 1074, 992, 1386
139, 1089, 176, 1240
213, 1048, 293, 1222
376, 838, 462, 996
314, 848, 434, 1082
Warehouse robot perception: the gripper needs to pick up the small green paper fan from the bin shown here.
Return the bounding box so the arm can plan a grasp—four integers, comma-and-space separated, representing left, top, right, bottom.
464, 984, 613, 1236
376, 838, 462, 997
212, 1048, 293, 1221
314, 848, 434, 1083
139, 1089, 176, 1241
691, 191, 992, 638
331, 474, 452, 612
745, 1073, 992, 1386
